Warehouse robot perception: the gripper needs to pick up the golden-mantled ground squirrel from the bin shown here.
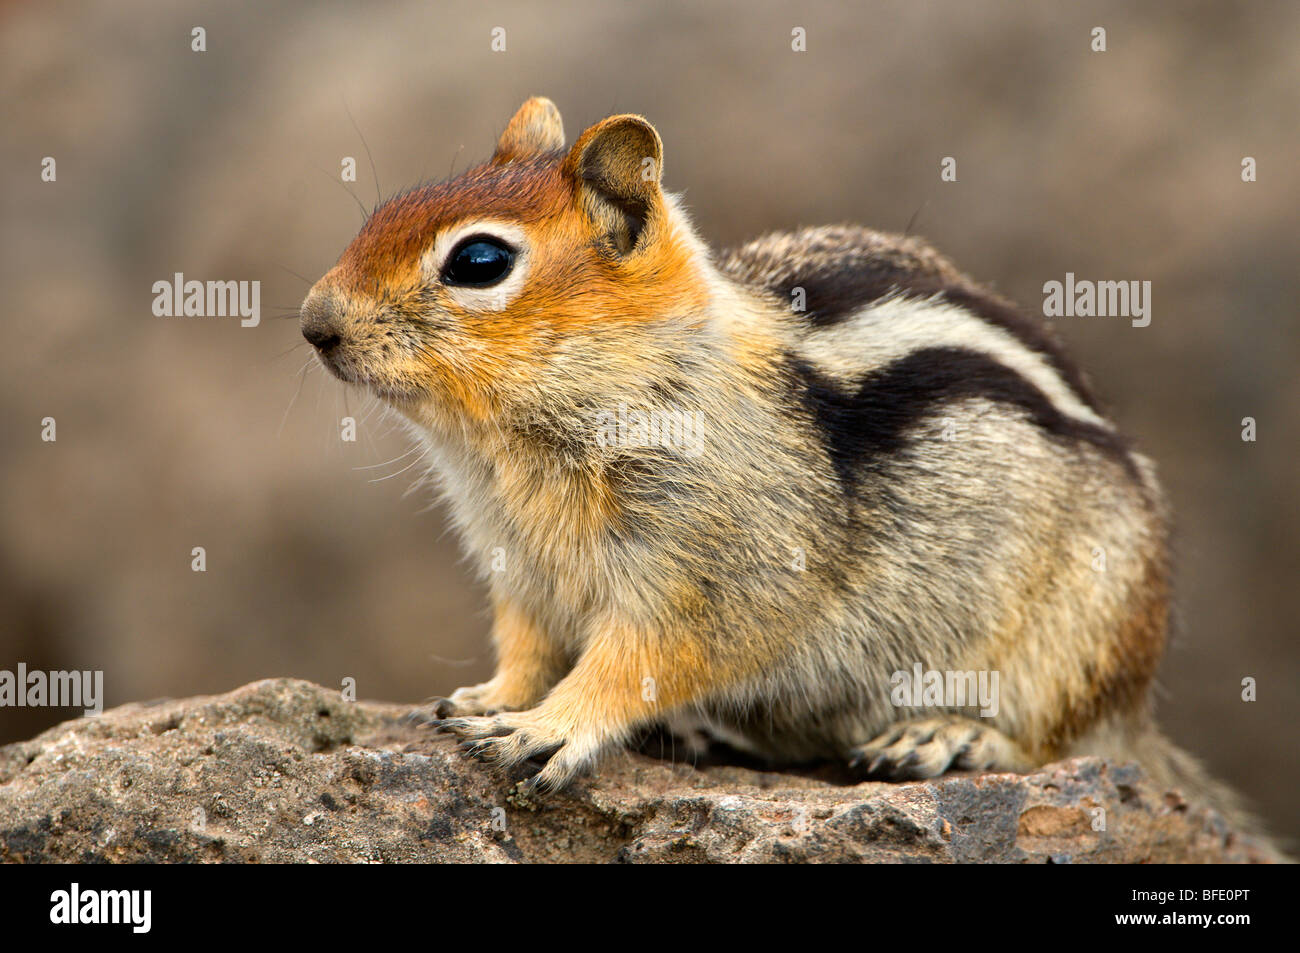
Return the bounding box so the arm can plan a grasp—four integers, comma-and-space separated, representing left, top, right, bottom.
301, 97, 1260, 835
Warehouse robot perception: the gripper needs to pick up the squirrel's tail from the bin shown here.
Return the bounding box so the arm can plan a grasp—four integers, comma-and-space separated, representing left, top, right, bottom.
1132, 730, 1260, 833
1073, 719, 1288, 861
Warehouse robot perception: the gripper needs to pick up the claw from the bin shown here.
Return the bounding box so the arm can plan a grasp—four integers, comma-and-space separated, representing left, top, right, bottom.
520, 764, 565, 796
460, 739, 495, 762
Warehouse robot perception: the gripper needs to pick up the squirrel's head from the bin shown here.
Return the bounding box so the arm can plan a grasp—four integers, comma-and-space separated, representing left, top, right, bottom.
301, 97, 712, 425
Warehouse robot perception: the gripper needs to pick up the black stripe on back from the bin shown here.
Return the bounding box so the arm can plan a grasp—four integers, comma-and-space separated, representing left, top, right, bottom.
748, 265, 1102, 418
928, 282, 1102, 415
719, 227, 1101, 415
791, 273, 1103, 416
789, 346, 1136, 493
787, 259, 933, 329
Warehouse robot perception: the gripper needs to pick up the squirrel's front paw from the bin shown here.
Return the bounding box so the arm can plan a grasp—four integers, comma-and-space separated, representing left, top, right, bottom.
849, 716, 1032, 780
437, 711, 603, 792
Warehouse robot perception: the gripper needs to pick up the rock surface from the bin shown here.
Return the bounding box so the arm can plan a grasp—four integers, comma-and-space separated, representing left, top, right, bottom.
0, 678, 1279, 863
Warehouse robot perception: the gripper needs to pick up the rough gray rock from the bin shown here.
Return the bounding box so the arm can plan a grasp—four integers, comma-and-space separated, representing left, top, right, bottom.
0, 678, 1279, 863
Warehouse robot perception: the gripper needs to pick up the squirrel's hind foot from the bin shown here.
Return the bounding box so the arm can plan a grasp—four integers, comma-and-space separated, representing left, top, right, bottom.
849, 716, 1034, 781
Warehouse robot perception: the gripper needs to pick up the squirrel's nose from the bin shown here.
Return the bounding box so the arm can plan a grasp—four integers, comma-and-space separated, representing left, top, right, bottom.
301, 298, 343, 353
302, 321, 341, 353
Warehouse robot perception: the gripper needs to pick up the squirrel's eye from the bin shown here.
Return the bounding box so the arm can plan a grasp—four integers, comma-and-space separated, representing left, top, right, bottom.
442, 237, 515, 287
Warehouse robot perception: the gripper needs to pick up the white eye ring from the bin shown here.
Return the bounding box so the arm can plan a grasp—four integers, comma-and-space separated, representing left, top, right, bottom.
422, 220, 530, 312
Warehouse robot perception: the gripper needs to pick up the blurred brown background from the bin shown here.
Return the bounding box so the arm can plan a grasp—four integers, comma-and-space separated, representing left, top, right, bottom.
1, 0, 1296, 841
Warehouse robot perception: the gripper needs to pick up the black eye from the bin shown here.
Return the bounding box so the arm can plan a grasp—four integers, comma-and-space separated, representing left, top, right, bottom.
442, 237, 515, 287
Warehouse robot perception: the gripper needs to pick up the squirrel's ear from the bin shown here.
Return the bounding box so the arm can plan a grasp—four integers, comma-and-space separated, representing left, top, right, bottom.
493, 97, 566, 161
561, 114, 664, 255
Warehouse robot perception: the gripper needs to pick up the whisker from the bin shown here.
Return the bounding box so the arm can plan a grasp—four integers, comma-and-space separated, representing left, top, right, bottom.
352, 442, 424, 470
278, 356, 317, 437
427, 653, 482, 668
343, 94, 381, 208
368, 442, 432, 484
268, 339, 311, 362
312, 164, 369, 220
278, 263, 316, 286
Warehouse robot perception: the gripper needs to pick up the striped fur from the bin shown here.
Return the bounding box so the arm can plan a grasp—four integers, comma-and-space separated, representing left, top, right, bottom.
298, 99, 1266, 842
